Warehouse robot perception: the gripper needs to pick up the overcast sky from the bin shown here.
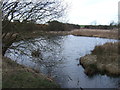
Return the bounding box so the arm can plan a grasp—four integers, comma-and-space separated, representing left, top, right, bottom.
64, 0, 119, 25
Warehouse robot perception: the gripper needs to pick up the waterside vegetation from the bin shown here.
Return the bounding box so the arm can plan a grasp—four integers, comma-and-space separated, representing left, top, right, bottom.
80, 42, 120, 76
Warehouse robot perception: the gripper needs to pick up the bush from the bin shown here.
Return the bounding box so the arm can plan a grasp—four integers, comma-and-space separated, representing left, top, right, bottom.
47, 20, 65, 31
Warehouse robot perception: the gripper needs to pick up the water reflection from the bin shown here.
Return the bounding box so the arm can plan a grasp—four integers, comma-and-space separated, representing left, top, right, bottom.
5, 35, 119, 88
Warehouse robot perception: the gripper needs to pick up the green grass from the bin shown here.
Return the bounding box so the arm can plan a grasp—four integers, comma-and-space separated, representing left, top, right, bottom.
2, 57, 59, 88
80, 25, 86, 28
3, 71, 58, 88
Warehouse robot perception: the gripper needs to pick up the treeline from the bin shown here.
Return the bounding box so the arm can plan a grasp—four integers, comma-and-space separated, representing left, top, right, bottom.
2, 20, 37, 33
47, 20, 80, 31
81, 25, 117, 30
2, 20, 81, 33
2, 20, 117, 34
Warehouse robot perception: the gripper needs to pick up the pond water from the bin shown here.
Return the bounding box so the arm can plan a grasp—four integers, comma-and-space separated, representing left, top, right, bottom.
5, 35, 120, 88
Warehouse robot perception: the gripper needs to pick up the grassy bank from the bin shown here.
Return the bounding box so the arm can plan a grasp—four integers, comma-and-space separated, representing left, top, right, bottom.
2, 57, 59, 88
80, 42, 120, 76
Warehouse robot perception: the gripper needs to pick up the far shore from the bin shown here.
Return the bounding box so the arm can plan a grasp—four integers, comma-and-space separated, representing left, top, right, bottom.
24, 29, 119, 40
48, 29, 118, 39
3, 29, 119, 43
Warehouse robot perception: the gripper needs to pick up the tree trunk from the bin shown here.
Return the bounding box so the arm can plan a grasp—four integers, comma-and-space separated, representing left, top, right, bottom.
2, 33, 17, 56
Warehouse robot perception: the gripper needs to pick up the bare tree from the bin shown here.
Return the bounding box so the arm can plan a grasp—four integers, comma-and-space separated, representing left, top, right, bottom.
1, 0, 67, 56
2, 0, 66, 22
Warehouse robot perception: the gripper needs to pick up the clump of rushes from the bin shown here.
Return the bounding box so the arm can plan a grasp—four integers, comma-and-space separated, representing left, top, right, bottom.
80, 42, 120, 76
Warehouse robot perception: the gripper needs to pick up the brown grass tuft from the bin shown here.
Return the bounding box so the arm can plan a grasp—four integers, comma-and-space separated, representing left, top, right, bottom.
80, 42, 120, 76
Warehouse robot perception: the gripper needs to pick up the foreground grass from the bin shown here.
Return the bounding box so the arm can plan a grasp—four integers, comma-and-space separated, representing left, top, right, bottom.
2, 57, 59, 88
80, 42, 120, 76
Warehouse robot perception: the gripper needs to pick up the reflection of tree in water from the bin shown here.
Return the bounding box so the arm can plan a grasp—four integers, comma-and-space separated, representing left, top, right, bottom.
32, 35, 66, 76
5, 35, 66, 76
43, 35, 65, 46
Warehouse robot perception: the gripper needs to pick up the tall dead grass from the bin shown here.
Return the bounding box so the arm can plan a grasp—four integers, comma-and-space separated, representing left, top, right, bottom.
80, 42, 120, 76
71, 29, 118, 39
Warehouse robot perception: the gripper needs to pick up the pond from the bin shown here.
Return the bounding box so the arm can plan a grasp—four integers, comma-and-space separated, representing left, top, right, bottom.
5, 35, 120, 88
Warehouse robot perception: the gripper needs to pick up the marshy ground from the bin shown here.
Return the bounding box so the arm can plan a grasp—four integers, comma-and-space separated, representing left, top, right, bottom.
80, 42, 120, 76
46, 29, 120, 76
70, 29, 119, 39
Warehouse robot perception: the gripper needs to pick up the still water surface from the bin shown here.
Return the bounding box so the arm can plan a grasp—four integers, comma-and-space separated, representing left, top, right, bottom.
5, 35, 120, 88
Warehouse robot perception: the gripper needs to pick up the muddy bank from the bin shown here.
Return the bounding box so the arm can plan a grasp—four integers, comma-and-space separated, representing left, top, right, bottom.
80, 42, 120, 76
